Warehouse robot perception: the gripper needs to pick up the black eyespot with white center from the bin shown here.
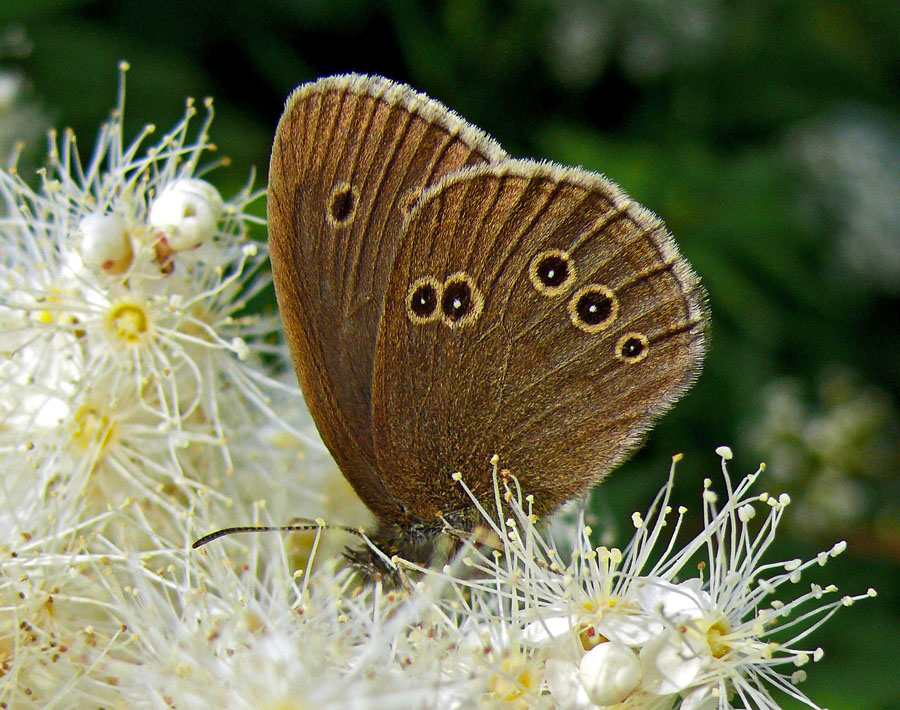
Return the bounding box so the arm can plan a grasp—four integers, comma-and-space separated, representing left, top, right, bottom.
616, 332, 649, 363
528, 249, 576, 296
327, 182, 357, 225
442, 282, 470, 320
440, 272, 484, 328
568, 284, 619, 332
405, 276, 442, 324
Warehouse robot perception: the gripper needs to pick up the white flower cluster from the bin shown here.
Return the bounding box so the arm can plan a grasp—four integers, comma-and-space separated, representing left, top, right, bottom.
0, 63, 355, 538
790, 107, 900, 293
747, 368, 899, 535
0, 66, 872, 709
0, 63, 367, 707
0, 26, 49, 169
425, 449, 875, 710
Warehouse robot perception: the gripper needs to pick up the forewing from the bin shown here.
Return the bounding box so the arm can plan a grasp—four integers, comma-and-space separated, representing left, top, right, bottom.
267, 74, 506, 518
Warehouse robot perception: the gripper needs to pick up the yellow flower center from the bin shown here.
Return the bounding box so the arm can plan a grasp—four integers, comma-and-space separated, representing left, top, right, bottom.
107, 302, 150, 343
72, 405, 116, 452
707, 619, 732, 659
489, 652, 540, 704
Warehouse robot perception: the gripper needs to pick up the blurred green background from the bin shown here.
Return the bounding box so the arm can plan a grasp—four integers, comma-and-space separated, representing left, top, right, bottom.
3, 1, 898, 708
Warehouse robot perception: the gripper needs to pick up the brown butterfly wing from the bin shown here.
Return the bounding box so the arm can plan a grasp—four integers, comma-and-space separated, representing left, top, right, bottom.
371, 160, 708, 521
267, 75, 506, 519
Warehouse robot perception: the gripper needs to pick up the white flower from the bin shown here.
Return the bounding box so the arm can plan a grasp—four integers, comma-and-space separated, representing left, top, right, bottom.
791, 107, 900, 292
0, 70, 22, 109
0, 64, 48, 167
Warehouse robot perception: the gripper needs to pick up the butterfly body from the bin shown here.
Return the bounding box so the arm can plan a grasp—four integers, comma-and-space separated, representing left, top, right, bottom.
268, 74, 707, 571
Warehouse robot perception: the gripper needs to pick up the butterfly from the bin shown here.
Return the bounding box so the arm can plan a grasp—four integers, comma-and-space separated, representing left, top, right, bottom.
265, 74, 707, 572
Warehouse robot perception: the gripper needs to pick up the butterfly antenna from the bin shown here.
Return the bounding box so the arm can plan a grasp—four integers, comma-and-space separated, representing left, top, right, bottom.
192, 519, 368, 549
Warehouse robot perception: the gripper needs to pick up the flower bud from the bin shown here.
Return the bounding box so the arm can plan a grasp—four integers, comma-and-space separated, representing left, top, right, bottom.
149, 178, 223, 251
79, 212, 133, 275
578, 641, 642, 706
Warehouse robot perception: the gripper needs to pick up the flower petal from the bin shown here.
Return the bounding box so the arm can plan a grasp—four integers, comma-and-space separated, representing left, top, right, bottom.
545, 659, 597, 709
640, 634, 703, 695
681, 685, 720, 710
637, 579, 709, 623
596, 610, 663, 646
522, 614, 577, 646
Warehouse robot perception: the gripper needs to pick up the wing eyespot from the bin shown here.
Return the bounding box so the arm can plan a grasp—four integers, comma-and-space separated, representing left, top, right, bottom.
327, 182, 358, 225
616, 332, 650, 363
568, 284, 619, 332
528, 249, 576, 296
440, 272, 483, 328
406, 276, 443, 324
